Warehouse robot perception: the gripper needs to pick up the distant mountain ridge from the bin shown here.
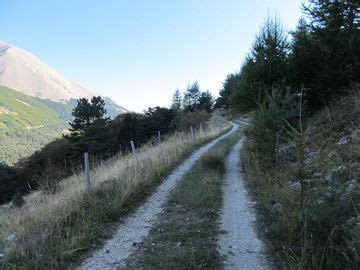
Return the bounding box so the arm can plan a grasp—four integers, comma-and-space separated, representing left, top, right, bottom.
0, 41, 128, 164
0, 40, 128, 116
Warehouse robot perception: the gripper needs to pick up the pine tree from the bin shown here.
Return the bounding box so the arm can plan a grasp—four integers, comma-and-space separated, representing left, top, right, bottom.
170, 89, 182, 111
198, 91, 214, 112
289, 0, 360, 110
215, 73, 240, 108
183, 82, 201, 111
70, 96, 109, 133
232, 16, 290, 112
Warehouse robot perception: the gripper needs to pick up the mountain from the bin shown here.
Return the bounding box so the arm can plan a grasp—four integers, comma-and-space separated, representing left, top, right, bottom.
0, 41, 128, 164
0, 40, 128, 116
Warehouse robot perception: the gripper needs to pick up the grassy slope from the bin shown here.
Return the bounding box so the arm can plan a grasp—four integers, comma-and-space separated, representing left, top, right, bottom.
0, 121, 231, 269
125, 128, 243, 269
0, 85, 71, 164
242, 92, 360, 269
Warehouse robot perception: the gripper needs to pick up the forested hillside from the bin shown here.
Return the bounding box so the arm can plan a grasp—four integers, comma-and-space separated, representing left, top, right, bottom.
215, 1, 360, 268
0, 82, 214, 204
0, 85, 72, 164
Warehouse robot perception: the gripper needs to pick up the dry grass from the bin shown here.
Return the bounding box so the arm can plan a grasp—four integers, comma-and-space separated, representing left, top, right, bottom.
0, 116, 230, 269
242, 89, 360, 269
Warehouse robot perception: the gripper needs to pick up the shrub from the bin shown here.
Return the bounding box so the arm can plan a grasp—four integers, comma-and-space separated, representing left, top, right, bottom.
200, 150, 225, 175
11, 192, 25, 208
173, 110, 211, 131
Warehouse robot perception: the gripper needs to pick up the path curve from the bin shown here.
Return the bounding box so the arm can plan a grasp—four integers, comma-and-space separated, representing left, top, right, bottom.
79, 123, 238, 270
218, 138, 269, 269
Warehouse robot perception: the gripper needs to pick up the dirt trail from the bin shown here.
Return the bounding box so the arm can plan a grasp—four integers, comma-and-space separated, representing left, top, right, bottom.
79, 123, 238, 270
218, 138, 269, 269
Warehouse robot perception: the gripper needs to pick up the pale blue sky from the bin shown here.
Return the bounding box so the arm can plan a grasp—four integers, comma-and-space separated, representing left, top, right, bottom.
0, 0, 303, 111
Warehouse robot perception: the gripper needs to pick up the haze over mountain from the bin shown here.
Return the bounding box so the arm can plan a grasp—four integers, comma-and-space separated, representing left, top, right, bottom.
0, 40, 128, 116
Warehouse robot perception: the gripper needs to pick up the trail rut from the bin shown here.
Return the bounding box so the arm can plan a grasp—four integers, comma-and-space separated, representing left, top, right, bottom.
79, 123, 238, 270
218, 138, 269, 269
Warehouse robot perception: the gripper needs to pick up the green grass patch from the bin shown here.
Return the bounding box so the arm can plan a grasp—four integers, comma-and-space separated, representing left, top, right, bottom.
0, 85, 72, 164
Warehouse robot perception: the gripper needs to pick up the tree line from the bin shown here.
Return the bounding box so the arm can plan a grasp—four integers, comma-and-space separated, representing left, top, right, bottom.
214, 0, 359, 168
213, 1, 359, 268
215, 0, 359, 114
0, 83, 214, 204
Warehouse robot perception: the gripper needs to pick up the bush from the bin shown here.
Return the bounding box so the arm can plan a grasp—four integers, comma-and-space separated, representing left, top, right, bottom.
200, 150, 225, 175
245, 88, 299, 168
11, 192, 25, 208
243, 90, 360, 269
173, 110, 211, 131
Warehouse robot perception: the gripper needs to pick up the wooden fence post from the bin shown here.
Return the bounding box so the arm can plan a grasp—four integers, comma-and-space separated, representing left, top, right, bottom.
158, 130, 164, 159
158, 130, 161, 145
84, 152, 91, 194
130, 140, 137, 161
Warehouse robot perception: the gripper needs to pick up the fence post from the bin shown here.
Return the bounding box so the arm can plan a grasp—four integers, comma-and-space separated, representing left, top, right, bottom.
158, 130, 161, 145
190, 126, 195, 140
130, 140, 137, 161
175, 129, 178, 144
158, 130, 164, 159
84, 152, 91, 194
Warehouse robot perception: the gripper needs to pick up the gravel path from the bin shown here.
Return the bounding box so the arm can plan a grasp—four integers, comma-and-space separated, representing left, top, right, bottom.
218, 138, 270, 270
79, 123, 238, 270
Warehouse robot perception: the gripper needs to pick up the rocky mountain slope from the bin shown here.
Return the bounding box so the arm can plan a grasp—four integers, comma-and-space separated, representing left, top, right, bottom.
0, 41, 128, 164
0, 40, 127, 116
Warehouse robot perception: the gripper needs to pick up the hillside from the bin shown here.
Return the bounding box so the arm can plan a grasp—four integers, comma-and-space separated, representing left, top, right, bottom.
0, 40, 128, 163
0, 85, 71, 164
0, 40, 128, 116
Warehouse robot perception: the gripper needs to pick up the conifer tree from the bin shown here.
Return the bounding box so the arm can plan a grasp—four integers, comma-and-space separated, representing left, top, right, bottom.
70, 96, 109, 133
170, 89, 182, 111
183, 82, 201, 111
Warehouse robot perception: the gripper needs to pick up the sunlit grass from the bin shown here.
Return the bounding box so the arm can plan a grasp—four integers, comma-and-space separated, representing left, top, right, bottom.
0, 116, 230, 269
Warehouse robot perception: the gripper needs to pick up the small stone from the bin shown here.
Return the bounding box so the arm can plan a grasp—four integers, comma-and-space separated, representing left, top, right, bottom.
332, 165, 346, 173
176, 242, 182, 247
289, 181, 301, 190
4, 234, 16, 242
271, 203, 283, 213
105, 249, 110, 253
0, 253, 4, 260
337, 136, 349, 145
345, 179, 357, 193
324, 175, 332, 184
132, 242, 137, 246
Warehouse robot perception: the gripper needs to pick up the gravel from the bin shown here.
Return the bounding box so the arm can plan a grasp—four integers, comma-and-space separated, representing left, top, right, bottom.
78, 123, 238, 270
218, 138, 270, 269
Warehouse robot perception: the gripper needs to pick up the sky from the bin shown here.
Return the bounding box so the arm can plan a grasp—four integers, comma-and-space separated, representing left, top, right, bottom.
0, 0, 303, 112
